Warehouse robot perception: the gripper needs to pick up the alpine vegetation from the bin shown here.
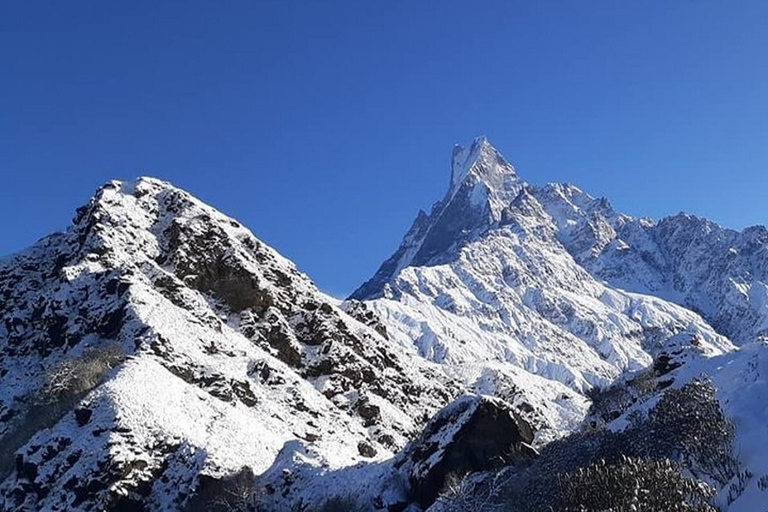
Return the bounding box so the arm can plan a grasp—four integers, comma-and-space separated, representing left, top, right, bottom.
433, 379, 736, 512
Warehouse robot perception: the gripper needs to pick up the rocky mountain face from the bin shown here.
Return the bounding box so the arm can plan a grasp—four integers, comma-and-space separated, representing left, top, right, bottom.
353, 137, 735, 442
0, 178, 457, 512
539, 189, 768, 345
349, 137, 768, 511
2, 139, 768, 511
351, 138, 525, 301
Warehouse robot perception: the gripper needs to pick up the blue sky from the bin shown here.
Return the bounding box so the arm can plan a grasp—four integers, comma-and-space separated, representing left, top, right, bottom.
2, 1, 767, 296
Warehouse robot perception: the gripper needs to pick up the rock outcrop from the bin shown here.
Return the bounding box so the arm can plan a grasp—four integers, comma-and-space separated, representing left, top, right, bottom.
397, 395, 536, 509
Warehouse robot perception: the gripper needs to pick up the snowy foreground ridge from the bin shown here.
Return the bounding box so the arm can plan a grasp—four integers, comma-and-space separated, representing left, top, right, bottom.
1, 138, 768, 511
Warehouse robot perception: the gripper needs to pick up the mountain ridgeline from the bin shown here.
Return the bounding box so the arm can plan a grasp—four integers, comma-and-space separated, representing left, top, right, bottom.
1, 138, 768, 511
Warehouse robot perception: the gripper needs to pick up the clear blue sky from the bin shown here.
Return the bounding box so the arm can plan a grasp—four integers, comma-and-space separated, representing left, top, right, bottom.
2, 1, 767, 296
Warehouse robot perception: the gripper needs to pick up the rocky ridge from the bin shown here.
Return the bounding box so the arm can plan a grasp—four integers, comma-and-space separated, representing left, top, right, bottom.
0, 178, 456, 511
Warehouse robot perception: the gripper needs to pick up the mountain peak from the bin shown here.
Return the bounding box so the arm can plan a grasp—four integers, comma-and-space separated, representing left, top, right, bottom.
350, 139, 526, 300
450, 136, 490, 189
449, 136, 518, 197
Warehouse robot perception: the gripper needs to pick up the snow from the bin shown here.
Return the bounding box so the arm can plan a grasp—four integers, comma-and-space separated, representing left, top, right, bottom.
0, 176, 456, 511
363, 194, 733, 439
353, 138, 768, 509
3, 138, 768, 510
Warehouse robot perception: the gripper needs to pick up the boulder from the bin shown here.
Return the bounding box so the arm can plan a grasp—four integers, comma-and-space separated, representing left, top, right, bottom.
398, 395, 536, 509
184, 467, 254, 512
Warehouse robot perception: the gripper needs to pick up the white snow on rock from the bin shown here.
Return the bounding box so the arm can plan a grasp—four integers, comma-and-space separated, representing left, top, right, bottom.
2, 138, 768, 511
356, 140, 734, 442
0, 177, 456, 511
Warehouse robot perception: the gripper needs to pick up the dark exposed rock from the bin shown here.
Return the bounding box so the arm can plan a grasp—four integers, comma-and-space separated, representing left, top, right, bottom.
109, 495, 147, 512
341, 300, 390, 339
105, 277, 131, 298
74, 407, 93, 426
247, 359, 285, 386
66, 450, 82, 466
164, 220, 276, 314
164, 358, 258, 407
378, 433, 396, 449
98, 306, 126, 338
231, 380, 258, 407
654, 352, 683, 376
357, 441, 377, 458
356, 396, 381, 427
183, 467, 255, 512
40, 437, 72, 463
398, 395, 535, 510
261, 321, 303, 369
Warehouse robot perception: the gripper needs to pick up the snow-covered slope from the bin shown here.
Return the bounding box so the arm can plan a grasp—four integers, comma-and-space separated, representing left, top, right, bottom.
353, 137, 735, 442
663, 342, 768, 511
0, 178, 457, 511
531, 182, 768, 345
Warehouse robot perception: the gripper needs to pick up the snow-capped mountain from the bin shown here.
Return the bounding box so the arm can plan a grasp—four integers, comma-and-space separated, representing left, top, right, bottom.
353, 137, 737, 440
2, 138, 768, 511
534, 184, 768, 345
350, 137, 768, 510
0, 178, 457, 511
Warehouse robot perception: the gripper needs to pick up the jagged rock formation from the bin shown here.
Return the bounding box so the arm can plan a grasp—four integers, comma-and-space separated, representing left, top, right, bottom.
352, 138, 524, 301
355, 139, 768, 351
537, 187, 768, 345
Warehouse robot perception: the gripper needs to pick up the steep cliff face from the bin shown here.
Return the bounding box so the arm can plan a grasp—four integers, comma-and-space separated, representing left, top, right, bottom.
0, 178, 457, 512
351, 137, 525, 301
